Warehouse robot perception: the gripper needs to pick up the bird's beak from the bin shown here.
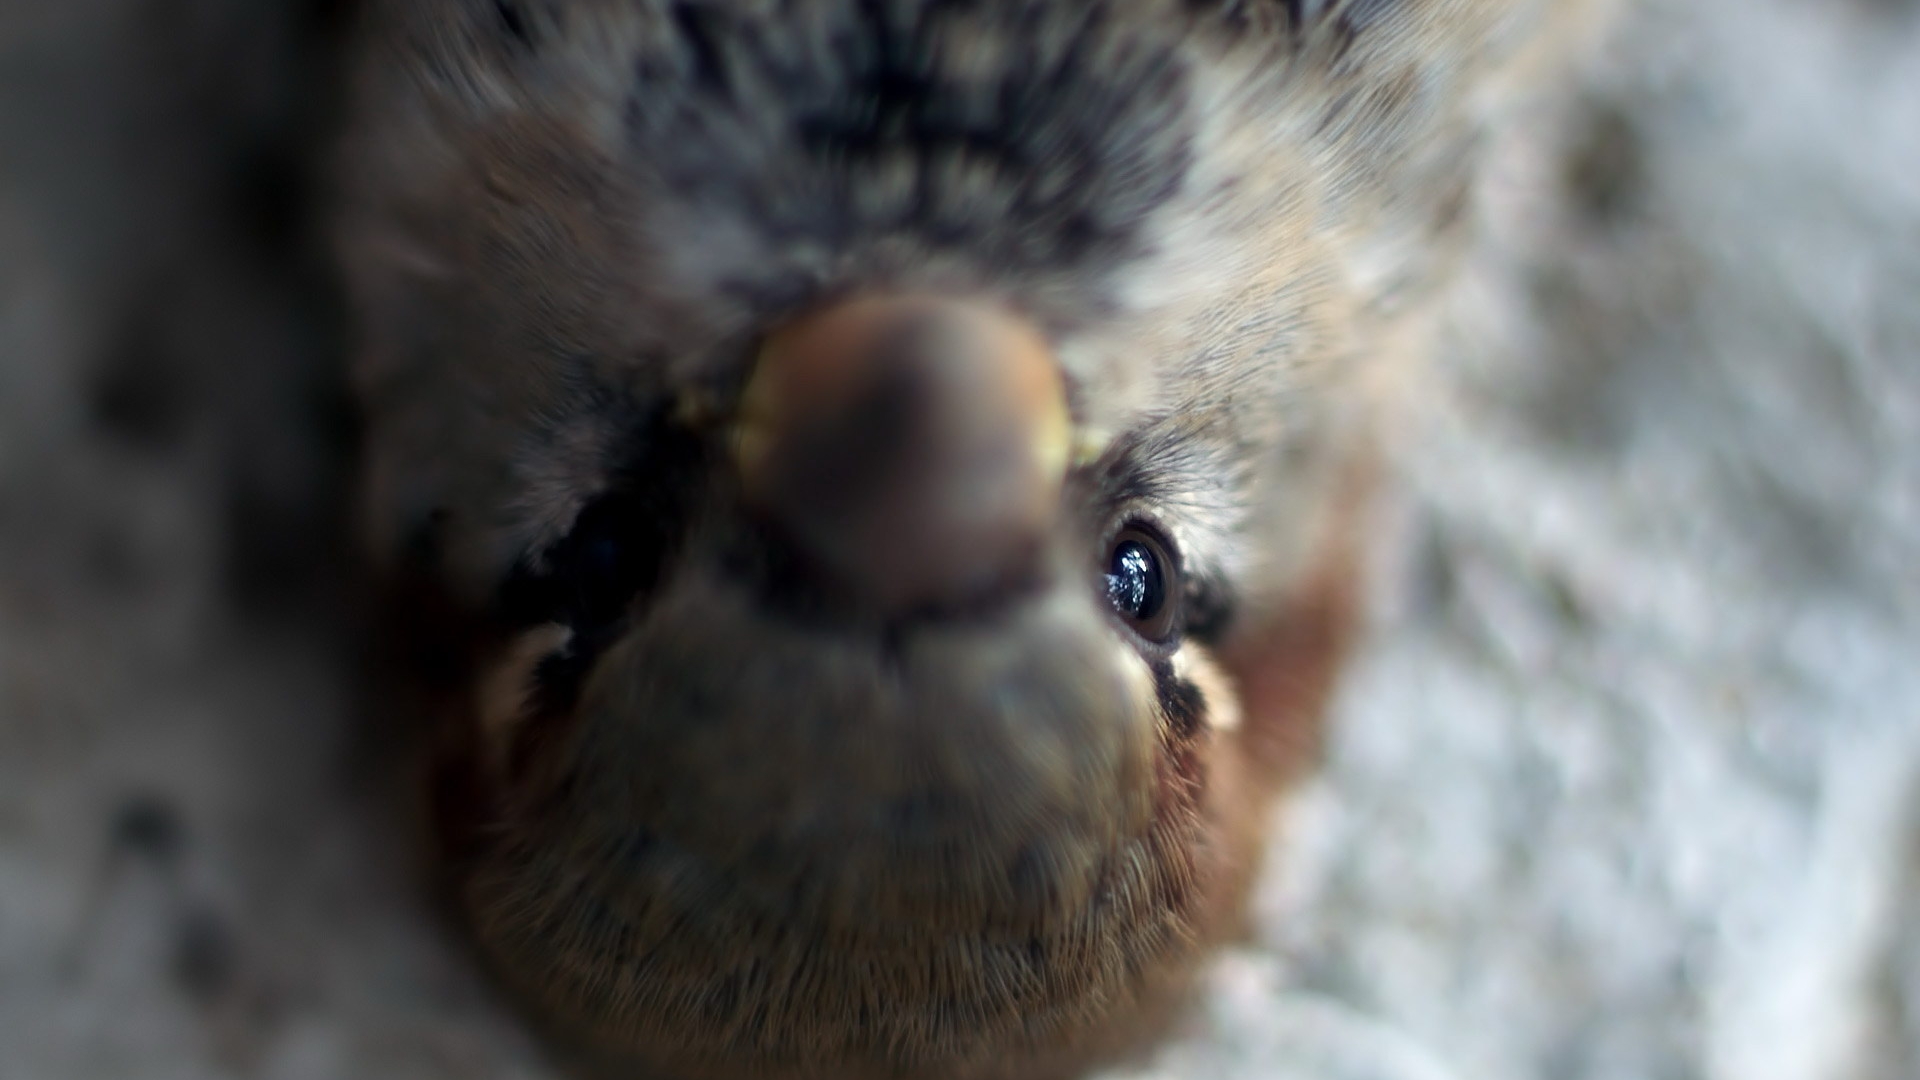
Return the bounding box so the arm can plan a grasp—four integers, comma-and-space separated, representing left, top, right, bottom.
729, 296, 1072, 613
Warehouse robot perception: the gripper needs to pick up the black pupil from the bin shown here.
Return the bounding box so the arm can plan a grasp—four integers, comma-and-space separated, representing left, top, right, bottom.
494, 496, 652, 632
1105, 539, 1163, 622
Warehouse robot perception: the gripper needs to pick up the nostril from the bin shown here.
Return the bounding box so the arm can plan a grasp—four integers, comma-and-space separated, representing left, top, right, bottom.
732, 296, 1071, 614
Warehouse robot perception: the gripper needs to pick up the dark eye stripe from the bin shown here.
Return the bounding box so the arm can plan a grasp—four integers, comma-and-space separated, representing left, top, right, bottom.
490, 411, 708, 749
526, 645, 598, 734
496, 415, 707, 634
1181, 571, 1236, 645
1150, 658, 1207, 739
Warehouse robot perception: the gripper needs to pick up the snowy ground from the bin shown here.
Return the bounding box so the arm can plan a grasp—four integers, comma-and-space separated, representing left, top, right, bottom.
4, 2, 1918, 1078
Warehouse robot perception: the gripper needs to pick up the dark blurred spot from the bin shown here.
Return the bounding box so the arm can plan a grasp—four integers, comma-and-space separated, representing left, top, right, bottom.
224, 482, 309, 605
1186, 0, 1321, 33
308, 0, 360, 30
403, 508, 450, 572
171, 905, 237, 1006
1542, 571, 1592, 632
220, 364, 355, 617
1564, 102, 1648, 229
1334, 0, 1397, 37
375, 509, 479, 694
1733, 462, 1868, 594
570, 891, 636, 954
1007, 846, 1067, 920
618, 829, 658, 865
112, 793, 185, 866
494, 1, 537, 50
730, 523, 851, 625
1182, 573, 1237, 645
701, 968, 744, 1025
670, 3, 733, 95
227, 143, 307, 252
1851, 0, 1919, 18
1151, 660, 1206, 738
1517, 266, 1641, 455
1408, 520, 1459, 618
1323, 0, 1398, 56
89, 318, 190, 451
525, 644, 598, 733
426, 745, 492, 865
87, 524, 151, 595
1428, 157, 1475, 239
886, 791, 967, 842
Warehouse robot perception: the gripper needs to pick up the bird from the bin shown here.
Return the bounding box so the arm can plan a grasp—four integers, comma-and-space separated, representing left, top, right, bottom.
328, 1, 1588, 1077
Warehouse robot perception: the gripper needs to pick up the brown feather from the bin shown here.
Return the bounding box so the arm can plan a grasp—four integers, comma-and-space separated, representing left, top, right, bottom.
331, 2, 1605, 1076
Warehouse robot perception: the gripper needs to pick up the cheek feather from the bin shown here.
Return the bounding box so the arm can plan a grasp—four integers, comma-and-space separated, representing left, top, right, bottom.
1174, 646, 1241, 735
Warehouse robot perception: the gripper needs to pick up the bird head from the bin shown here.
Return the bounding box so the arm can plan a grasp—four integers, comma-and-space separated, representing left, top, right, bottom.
331, 0, 1514, 1075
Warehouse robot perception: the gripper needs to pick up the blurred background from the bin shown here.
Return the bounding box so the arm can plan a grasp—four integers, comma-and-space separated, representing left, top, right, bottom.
2, 1, 1917, 1078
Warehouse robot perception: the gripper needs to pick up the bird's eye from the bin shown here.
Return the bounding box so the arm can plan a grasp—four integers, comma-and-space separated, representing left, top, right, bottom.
495, 411, 708, 635
1103, 524, 1181, 644
498, 491, 670, 634
552, 498, 650, 628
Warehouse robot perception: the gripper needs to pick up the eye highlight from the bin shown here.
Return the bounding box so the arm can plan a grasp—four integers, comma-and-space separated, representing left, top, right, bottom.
1103, 524, 1181, 644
